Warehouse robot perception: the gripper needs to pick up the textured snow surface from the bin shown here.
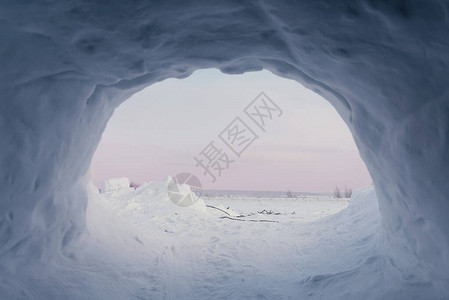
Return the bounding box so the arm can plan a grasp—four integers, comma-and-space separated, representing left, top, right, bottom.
1, 0, 449, 298
101, 177, 130, 192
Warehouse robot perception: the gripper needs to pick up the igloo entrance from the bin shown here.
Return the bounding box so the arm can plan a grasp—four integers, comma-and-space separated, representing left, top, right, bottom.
1, 1, 449, 298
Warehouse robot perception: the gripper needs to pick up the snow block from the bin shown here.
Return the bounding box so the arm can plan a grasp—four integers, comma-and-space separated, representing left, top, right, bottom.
101, 177, 130, 193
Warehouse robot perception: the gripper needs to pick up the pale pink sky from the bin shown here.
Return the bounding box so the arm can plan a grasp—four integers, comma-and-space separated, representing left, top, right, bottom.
90, 69, 372, 192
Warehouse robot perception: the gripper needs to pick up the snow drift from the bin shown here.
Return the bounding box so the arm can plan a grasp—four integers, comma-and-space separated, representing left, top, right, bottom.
0, 0, 448, 298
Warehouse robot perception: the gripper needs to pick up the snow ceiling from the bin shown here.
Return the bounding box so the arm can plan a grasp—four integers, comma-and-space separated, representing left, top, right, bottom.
0, 0, 448, 298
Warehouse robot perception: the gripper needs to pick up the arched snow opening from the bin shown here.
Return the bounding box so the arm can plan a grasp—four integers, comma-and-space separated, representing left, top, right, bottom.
1, 1, 448, 298
91, 69, 371, 194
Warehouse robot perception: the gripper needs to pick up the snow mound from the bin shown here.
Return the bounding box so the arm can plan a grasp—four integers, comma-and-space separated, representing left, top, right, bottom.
101, 177, 130, 192
102, 177, 207, 216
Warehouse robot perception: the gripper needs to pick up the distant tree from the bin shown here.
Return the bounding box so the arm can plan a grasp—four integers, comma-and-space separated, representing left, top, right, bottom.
129, 181, 140, 189
344, 186, 352, 198
286, 190, 295, 198
334, 186, 342, 198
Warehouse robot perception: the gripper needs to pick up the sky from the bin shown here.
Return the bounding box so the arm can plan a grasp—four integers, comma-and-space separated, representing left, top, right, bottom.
90, 69, 372, 192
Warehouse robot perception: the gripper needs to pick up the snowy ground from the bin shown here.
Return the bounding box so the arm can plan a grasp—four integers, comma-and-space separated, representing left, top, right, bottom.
82, 178, 442, 300
1, 178, 441, 299
0, 175, 440, 300
83, 179, 384, 299
204, 196, 350, 223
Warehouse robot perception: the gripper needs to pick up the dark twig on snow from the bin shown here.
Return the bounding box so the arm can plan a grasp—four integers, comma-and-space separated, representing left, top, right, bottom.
219, 216, 278, 223
258, 209, 281, 215
206, 205, 279, 223
206, 205, 230, 216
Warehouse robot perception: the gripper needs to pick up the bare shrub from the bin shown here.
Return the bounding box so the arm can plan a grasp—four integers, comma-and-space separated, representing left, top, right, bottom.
334, 186, 342, 198
344, 186, 352, 198
286, 190, 296, 198
129, 181, 140, 189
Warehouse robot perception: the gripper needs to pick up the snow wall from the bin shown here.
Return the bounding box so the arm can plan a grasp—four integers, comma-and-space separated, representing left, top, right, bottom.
0, 0, 448, 297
